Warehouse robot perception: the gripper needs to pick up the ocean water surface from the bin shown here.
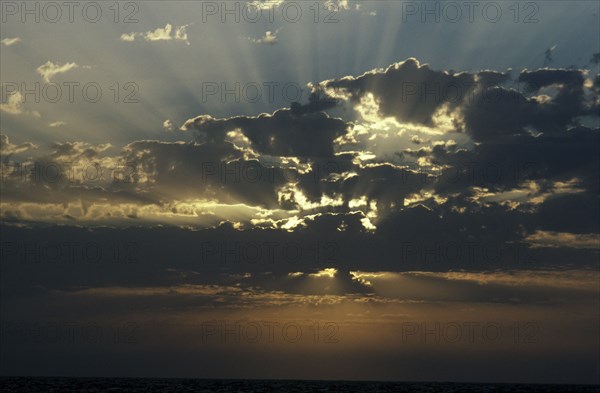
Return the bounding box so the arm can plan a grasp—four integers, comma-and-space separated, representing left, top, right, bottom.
0, 377, 598, 393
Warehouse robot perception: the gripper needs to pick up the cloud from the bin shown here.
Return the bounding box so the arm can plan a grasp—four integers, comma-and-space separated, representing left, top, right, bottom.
543, 45, 556, 66
0, 91, 40, 117
249, 30, 279, 45
0, 91, 24, 115
120, 33, 136, 42
36, 61, 79, 83
249, 0, 285, 10
0, 58, 597, 274
146, 24, 175, 41
525, 230, 600, 249
49, 121, 67, 128
121, 24, 190, 45
163, 119, 175, 132
321, 58, 478, 126
48, 140, 112, 161
0, 134, 38, 156
182, 108, 350, 158
309, 268, 338, 278
326, 0, 349, 10
0, 37, 20, 46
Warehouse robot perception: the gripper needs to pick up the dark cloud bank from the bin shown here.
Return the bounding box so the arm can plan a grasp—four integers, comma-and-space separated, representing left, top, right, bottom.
1, 58, 599, 382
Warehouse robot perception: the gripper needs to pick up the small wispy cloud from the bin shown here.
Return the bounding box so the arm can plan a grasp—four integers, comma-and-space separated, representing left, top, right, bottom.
248, 30, 279, 45
0, 134, 38, 156
354, 4, 376, 16
525, 230, 600, 250
326, 0, 349, 10
1, 37, 21, 46
249, 0, 285, 10
163, 119, 175, 132
0, 92, 24, 115
0, 92, 40, 117
121, 24, 190, 45
37, 61, 79, 83
49, 121, 67, 128
543, 45, 557, 66
120, 33, 136, 42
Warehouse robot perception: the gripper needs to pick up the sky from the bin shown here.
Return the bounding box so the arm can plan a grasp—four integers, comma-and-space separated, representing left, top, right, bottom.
0, 0, 599, 384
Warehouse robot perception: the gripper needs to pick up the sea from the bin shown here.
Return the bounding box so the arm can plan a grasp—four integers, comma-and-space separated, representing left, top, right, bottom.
0, 378, 598, 392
